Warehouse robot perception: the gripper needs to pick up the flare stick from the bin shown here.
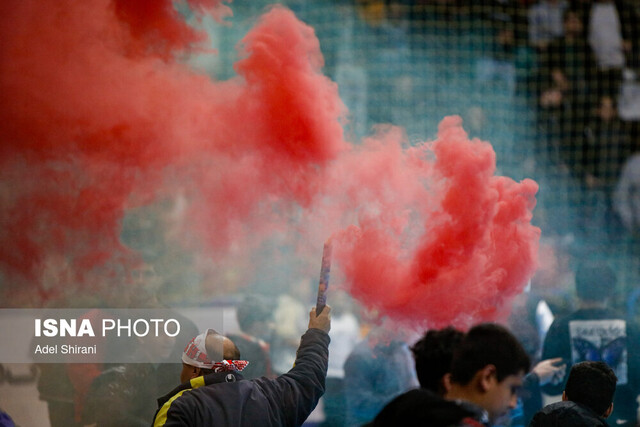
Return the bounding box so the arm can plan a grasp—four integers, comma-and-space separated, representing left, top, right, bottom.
315, 239, 333, 314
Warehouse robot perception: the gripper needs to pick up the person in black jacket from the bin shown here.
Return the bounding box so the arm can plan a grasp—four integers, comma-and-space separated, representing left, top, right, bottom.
366, 323, 531, 427
529, 361, 617, 426
152, 305, 331, 427
364, 327, 476, 427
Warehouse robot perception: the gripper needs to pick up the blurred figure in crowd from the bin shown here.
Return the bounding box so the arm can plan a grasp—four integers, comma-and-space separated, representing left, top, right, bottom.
537, 8, 593, 173
343, 317, 418, 426
528, 0, 568, 52
227, 294, 275, 380
271, 278, 313, 375
80, 260, 198, 426
613, 151, 640, 235
322, 289, 360, 427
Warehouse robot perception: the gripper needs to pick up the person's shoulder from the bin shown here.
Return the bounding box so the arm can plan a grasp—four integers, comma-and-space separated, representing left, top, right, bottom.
297, 326, 328, 344
552, 307, 618, 326
530, 400, 569, 425
584, 307, 623, 318
155, 382, 243, 427
370, 389, 477, 427
532, 401, 608, 426
544, 313, 571, 336
548, 308, 626, 335
164, 378, 244, 408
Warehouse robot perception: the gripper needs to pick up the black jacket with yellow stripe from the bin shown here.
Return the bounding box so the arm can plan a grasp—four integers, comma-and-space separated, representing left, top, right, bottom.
152, 328, 329, 427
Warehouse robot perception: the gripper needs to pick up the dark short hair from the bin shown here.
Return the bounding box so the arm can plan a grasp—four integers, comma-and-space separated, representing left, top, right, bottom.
411, 327, 464, 393
450, 323, 530, 385
575, 260, 616, 302
565, 361, 617, 416
236, 295, 272, 332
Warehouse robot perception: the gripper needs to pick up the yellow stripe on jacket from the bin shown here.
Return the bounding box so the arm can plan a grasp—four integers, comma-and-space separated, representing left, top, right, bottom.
153, 376, 206, 427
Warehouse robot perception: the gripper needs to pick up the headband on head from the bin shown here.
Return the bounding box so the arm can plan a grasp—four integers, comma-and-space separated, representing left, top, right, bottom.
182, 329, 249, 372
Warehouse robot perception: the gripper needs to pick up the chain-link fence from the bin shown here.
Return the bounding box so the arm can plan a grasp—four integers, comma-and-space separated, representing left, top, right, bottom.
201, 0, 640, 314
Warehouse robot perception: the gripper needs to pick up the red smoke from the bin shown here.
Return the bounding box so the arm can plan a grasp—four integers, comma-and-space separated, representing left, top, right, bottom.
0, 0, 539, 328
332, 119, 539, 329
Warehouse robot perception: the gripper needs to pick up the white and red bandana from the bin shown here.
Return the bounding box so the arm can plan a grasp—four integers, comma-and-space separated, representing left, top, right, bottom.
182, 329, 248, 371
211, 359, 250, 372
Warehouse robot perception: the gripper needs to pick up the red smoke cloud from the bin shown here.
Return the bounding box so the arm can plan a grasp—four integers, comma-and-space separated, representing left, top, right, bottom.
331, 119, 539, 329
0, 0, 539, 328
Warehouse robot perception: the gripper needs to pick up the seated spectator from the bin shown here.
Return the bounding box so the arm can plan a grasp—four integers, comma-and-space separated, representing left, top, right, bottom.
152, 305, 331, 427
528, 361, 617, 426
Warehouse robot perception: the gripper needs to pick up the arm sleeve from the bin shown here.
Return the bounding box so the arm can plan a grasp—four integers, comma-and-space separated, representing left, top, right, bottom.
255, 328, 330, 426
520, 373, 542, 426
540, 320, 568, 396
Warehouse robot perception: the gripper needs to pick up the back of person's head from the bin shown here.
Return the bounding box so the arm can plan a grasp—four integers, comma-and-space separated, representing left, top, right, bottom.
450, 323, 530, 385
564, 361, 617, 416
575, 260, 616, 302
236, 294, 272, 332
411, 327, 464, 394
